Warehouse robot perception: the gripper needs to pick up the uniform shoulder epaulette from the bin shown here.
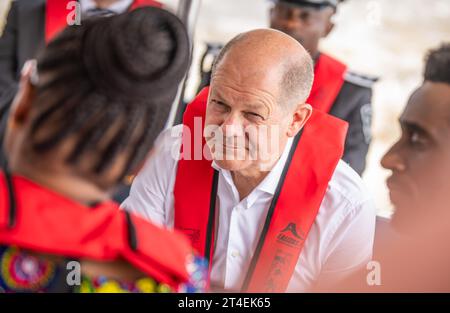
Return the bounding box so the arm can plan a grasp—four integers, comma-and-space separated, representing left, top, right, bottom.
344, 71, 378, 89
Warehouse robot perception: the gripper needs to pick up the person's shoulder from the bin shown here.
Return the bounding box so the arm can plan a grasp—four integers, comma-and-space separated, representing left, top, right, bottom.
155, 124, 184, 146
332, 70, 377, 115
327, 160, 372, 208
123, 211, 195, 281
152, 124, 184, 156
129, 211, 208, 292
343, 70, 378, 90
137, 124, 183, 177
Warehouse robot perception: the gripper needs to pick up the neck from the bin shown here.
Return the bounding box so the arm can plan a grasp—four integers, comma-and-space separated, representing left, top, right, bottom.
231, 168, 269, 201
230, 140, 290, 201
9, 157, 109, 206
312, 51, 320, 65
231, 155, 282, 200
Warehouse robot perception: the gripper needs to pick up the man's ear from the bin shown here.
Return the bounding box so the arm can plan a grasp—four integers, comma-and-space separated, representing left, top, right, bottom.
324, 20, 335, 37
323, 8, 336, 37
287, 103, 312, 137
9, 60, 36, 128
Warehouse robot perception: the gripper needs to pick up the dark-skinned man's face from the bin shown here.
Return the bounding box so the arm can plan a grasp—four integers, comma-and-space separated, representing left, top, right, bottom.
269, 3, 335, 58
381, 81, 450, 234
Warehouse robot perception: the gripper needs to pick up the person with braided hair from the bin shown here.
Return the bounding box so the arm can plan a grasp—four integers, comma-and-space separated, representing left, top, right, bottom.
0, 0, 163, 199
0, 7, 207, 293
0, 0, 162, 97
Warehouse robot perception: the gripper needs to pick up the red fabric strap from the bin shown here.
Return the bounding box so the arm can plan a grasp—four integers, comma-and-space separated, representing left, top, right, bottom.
0, 172, 191, 289
306, 53, 347, 113
45, 0, 162, 43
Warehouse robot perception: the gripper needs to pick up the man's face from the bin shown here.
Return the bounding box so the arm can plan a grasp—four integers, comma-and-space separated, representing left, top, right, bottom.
269, 3, 335, 57
204, 57, 292, 173
381, 82, 450, 233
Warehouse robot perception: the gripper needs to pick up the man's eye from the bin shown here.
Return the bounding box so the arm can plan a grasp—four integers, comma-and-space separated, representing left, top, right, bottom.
212, 100, 228, 111
408, 131, 427, 148
296, 9, 316, 23
299, 11, 311, 21
245, 112, 264, 121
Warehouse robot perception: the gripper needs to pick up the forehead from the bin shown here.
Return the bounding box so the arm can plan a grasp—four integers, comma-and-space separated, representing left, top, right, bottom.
274, 2, 332, 16
211, 54, 284, 101
401, 82, 450, 138
275, 2, 322, 11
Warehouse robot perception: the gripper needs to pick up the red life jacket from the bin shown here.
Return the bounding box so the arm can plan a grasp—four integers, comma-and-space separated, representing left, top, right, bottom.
307, 53, 347, 113
45, 0, 163, 43
173, 87, 348, 292
0, 170, 191, 290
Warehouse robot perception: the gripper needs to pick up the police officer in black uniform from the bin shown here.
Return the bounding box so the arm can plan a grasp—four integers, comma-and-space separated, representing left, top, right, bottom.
197, 0, 376, 175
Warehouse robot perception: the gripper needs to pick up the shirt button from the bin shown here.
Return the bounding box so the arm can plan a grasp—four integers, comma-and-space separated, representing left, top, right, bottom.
231, 250, 240, 258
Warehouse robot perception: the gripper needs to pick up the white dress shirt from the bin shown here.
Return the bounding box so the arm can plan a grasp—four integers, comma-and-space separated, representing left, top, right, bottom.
80, 0, 133, 14
121, 125, 377, 292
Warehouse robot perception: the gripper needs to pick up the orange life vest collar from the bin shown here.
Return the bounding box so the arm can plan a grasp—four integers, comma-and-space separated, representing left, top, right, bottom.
307, 53, 347, 113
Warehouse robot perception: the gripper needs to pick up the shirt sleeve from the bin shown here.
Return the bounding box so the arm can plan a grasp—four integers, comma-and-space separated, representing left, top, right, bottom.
314, 197, 376, 289
120, 125, 182, 227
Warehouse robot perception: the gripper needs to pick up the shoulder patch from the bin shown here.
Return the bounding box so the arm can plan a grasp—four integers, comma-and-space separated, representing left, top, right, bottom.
360, 103, 372, 144
344, 71, 378, 88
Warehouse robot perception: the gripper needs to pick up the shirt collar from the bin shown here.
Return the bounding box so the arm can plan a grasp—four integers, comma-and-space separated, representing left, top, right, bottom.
254, 137, 294, 196
211, 137, 294, 208
80, 0, 134, 14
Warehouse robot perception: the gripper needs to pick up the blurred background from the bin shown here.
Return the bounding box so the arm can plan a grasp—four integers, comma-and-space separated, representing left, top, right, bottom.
1, 0, 449, 217
0, 1, 9, 32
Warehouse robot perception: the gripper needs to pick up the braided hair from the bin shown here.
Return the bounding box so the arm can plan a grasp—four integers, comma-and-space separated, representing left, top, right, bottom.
28, 7, 189, 185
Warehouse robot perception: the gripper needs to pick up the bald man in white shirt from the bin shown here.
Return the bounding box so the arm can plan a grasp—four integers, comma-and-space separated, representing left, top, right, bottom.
122, 29, 376, 292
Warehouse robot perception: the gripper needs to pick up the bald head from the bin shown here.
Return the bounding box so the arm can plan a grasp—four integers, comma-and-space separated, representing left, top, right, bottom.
211, 29, 314, 109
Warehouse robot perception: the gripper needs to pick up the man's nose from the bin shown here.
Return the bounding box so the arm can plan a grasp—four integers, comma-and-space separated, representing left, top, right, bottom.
221, 113, 245, 137
283, 17, 301, 30
381, 144, 406, 172
280, 14, 304, 31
